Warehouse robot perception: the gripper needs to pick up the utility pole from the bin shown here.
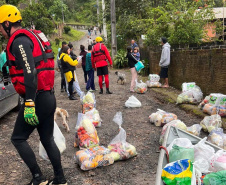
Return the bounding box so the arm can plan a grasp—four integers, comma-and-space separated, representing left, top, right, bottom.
97, 0, 100, 27
111, 0, 117, 59
62, 0, 64, 24
102, 0, 107, 40
223, 0, 225, 42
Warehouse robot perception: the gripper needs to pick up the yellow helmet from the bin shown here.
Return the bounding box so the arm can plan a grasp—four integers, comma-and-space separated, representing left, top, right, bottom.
0, 4, 22, 24
95, 36, 103, 43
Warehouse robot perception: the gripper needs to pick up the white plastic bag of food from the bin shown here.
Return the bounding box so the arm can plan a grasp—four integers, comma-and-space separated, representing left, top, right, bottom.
193, 158, 210, 174
194, 137, 215, 162
182, 82, 196, 92
84, 108, 102, 127
74, 113, 99, 149
159, 120, 187, 145
39, 121, 66, 160
149, 109, 177, 127
187, 124, 202, 136
209, 150, 226, 172
200, 114, 222, 133
108, 112, 137, 161
125, 95, 142, 108
208, 128, 224, 148
80, 91, 96, 113
148, 74, 160, 82
146, 81, 162, 88
134, 80, 147, 94
167, 138, 193, 153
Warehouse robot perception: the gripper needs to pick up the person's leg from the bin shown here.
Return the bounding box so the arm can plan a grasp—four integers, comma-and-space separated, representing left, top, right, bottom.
60, 69, 66, 91
90, 69, 95, 90
82, 65, 88, 83
36, 92, 66, 184
64, 74, 70, 97
130, 67, 136, 91
86, 70, 91, 91
11, 105, 46, 182
98, 75, 103, 94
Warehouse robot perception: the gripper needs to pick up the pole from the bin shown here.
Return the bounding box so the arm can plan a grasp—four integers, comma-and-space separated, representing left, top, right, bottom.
97, 0, 100, 27
111, 0, 117, 60
102, 0, 107, 40
223, 0, 225, 41
62, 0, 64, 24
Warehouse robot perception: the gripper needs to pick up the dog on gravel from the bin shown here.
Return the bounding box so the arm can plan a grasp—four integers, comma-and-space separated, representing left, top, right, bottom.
54, 107, 70, 132
115, 71, 126, 85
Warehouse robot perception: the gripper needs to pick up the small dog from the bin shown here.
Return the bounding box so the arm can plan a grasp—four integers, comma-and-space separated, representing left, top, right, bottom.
115, 71, 126, 85
54, 107, 70, 132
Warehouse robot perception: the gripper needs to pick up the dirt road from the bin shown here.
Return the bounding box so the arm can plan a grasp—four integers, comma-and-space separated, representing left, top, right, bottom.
0, 33, 203, 185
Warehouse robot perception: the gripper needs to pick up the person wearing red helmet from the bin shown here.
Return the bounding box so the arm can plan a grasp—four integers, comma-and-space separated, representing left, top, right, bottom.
0, 4, 66, 185
91, 36, 113, 94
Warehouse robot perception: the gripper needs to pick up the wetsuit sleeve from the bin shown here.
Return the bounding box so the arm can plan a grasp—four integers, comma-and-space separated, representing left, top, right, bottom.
12, 36, 36, 101
103, 45, 113, 65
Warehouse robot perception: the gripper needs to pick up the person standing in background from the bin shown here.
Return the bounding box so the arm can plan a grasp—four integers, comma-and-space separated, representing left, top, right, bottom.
131, 39, 138, 52
0, 43, 8, 73
80, 45, 88, 84
86, 45, 95, 91
159, 37, 170, 88
99, 27, 102, 34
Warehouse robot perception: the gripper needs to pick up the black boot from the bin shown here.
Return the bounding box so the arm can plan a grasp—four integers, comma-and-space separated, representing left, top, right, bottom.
99, 88, 103, 94
69, 95, 77, 100
106, 88, 112, 94
27, 174, 48, 185
48, 176, 67, 185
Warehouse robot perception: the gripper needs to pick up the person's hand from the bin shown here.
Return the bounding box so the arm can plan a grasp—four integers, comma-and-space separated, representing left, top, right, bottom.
110, 65, 113, 69
24, 100, 39, 126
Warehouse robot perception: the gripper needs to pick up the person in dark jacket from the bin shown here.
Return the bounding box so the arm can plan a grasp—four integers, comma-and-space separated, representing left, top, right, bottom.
58, 41, 67, 92
86, 45, 95, 91
127, 46, 138, 92
60, 46, 79, 100
79, 45, 88, 84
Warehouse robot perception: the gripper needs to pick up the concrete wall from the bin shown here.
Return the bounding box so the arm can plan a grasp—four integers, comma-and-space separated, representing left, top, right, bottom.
140, 47, 226, 95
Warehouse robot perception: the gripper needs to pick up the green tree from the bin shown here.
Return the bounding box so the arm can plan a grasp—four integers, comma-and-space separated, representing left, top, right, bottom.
21, 3, 54, 35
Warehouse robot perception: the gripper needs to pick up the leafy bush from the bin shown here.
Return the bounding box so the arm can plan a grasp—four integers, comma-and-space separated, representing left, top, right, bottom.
55, 38, 60, 46
64, 26, 71, 34
114, 50, 128, 69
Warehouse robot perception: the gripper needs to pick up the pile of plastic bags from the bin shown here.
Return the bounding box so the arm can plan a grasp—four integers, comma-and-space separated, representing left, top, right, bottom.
149, 109, 177, 127
177, 82, 203, 104
200, 114, 222, 133
134, 80, 147, 94
199, 93, 226, 117
146, 74, 161, 88
81, 92, 96, 113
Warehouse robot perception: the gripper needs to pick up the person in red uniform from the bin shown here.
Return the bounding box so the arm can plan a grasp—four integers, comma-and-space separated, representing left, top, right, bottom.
91, 36, 113, 94
0, 5, 67, 185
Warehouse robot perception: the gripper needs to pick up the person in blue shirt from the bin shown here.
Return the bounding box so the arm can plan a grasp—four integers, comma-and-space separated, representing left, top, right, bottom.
0, 44, 8, 73
132, 47, 140, 61
86, 45, 95, 91
131, 39, 138, 51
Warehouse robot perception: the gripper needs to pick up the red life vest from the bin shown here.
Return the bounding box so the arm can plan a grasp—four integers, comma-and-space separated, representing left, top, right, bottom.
6, 29, 55, 95
92, 43, 107, 63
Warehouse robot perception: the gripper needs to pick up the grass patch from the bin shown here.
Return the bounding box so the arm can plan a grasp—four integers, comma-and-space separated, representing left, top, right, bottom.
50, 29, 85, 58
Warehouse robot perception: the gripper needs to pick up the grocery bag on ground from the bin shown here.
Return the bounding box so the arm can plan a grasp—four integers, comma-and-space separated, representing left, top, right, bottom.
74, 113, 99, 149
149, 109, 177, 127
200, 114, 222, 133
182, 82, 196, 92
209, 150, 226, 172
75, 146, 114, 171
194, 137, 215, 162
146, 81, 162, 88
80, 91, 96, 113
201, 93, 226, 116
203, 170, 226, 185
177, 83, 203, 104
169, 145, 194, 163
159, 120, 187, 145
125, 95, 142, 108
134, 80, 147, 94
187, 124, 202, 136
39, 121, 66, 160
208, 128, 224, 148
107, 112, 137, 161
84, 108, 102, 127
161, 159, 193, 185
146, 74, 161, 87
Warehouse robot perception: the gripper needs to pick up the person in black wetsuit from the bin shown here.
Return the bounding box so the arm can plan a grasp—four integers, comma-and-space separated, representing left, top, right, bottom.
0, 4, 67, 185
